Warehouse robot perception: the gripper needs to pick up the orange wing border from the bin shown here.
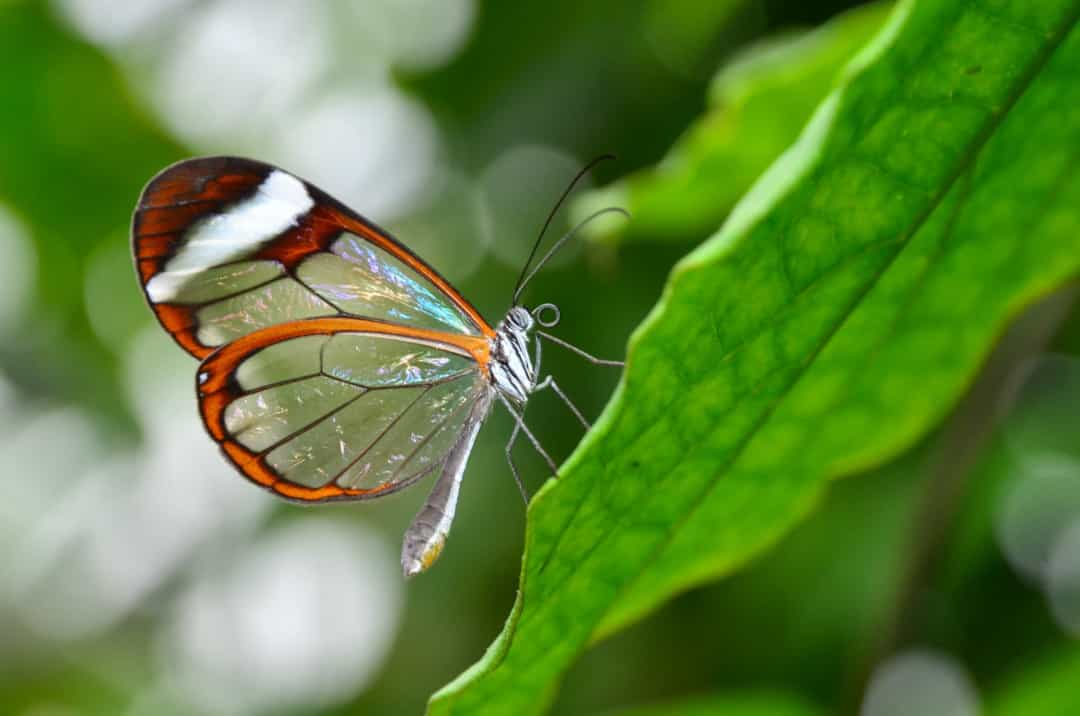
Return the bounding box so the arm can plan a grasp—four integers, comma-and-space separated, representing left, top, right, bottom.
132, 156, 495, 359
197, 316, 491, 503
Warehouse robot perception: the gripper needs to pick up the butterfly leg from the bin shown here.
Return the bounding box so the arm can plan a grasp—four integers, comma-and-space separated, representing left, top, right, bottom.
504, 422, 531, 504
497, 393, 559, 479
533, 375, 590, 430
531, 333, 591, 429
537, 330, 625, 367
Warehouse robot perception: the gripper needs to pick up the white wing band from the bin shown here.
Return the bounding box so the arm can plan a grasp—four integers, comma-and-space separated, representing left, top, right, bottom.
147, 170, 313, 302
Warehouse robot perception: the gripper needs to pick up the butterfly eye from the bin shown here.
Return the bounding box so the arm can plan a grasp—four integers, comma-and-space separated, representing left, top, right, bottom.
532, 302, 560, 328
502, 306, 530, 331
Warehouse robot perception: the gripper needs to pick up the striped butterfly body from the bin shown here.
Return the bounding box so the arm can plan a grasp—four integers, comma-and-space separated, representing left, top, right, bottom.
133, 157, 614, 576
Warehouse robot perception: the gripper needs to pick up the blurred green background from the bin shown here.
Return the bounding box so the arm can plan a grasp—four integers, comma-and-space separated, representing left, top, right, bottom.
1, 1, 1078, 714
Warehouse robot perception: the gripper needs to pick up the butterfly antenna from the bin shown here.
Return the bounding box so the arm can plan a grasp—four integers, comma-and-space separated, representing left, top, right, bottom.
514, 206, 629, 300
511, 154, 616, 305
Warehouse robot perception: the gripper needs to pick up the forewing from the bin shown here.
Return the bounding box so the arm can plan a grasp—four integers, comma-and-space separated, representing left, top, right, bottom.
197, 318, 491, 502
133, 156, 491, 359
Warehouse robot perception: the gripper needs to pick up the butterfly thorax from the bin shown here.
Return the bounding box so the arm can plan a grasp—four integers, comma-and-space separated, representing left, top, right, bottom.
489, 306, 536, 406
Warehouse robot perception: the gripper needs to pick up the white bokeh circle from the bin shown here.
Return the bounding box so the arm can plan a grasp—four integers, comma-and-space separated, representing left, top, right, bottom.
995, 461, 1080, 584
338, 0, 475, 71
861, 649, 980, 716
480, 145, 586, 273
53, 0, 196, 49
270, 86, 438, 221
5, 329, 273, 642
1047, 519, 1080, 636
152, 0, 331, 149
160, 519, 402, 714
385, 168, 490, 285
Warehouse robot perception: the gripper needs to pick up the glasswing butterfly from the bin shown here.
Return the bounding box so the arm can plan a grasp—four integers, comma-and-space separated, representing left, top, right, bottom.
132, 156, 624, 576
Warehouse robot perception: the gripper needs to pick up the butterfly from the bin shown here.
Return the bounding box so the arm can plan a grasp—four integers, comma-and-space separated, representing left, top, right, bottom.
132, 156, 625, 576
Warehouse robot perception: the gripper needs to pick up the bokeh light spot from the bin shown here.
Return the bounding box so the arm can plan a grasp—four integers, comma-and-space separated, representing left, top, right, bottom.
386, 169, 490, 284
996, 354, 1080, 583
861, 649, 980, 716
1047, 519, 1080, 636
153, 0, 330, 149
480, 145, 585, 272
339, 0, 475, 71
996, 462, 1080, 583
270, 87, 438, 221
54, 0, 195, 48
160, 519, 401, 714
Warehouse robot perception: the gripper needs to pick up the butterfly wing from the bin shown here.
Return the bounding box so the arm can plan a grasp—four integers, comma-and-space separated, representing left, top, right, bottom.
133, 158, 502, 574
197, 316, 493, 503
132, 156, 494, 359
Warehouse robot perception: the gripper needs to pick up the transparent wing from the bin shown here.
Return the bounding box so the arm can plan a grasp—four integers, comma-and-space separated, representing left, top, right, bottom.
132, 156, 492, 359
197, 318, 492, 502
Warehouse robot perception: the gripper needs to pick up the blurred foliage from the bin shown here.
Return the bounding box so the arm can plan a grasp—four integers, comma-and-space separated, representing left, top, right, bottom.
0, 2, 182, 429
1, 1, 1079, 716
576, 1, 894, 245
989, 646, 1080, 716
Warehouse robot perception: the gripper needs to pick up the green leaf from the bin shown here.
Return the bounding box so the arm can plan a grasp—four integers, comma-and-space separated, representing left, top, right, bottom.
430, 0, 1080, 713
575, 1, 894, 245
606, 691, 824, 716
989, 647, 1080, 715
638, 0, 760, 78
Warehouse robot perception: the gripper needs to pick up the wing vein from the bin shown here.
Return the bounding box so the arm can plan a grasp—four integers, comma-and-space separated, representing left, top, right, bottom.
166, 273, 287, 309
251, 387, 370, 459
388, 383, 483, 483
322, 383, 438, 487
317, 368, 477, 391
234, 371, 323, 397
290, 270, 349, 316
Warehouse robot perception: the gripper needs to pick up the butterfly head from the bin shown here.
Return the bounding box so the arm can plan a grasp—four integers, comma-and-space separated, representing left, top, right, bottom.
504, 305, 535, 333
491, 305, 544, 405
